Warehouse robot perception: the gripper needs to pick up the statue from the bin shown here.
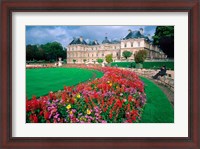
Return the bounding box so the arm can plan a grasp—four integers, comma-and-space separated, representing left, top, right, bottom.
58, 57, 62, 67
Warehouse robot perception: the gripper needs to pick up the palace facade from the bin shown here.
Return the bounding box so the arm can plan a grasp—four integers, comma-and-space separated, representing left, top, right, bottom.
66, 28, 166, 64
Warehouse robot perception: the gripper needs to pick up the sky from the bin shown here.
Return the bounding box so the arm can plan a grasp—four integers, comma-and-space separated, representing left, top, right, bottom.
26, 26, 157, 47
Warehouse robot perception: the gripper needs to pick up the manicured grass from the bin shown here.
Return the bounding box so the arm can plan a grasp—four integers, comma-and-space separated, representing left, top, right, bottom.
26, 68, 103, 99
140, 77, 174, 123
111, 61, 174, 70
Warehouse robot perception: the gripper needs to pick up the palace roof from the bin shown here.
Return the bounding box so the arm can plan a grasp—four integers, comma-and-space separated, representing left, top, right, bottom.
110, 40, 120, 44
102, 37, 111, 44
88, 40, 100, 45
69, 37, 87, 45
124, 30, 146, 39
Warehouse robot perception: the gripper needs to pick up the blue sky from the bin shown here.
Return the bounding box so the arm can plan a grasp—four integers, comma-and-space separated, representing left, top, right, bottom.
26, 26, 157, 47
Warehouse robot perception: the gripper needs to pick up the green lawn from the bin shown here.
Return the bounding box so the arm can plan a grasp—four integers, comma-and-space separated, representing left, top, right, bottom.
26, 68, 103, 99
140, 77, 174, 123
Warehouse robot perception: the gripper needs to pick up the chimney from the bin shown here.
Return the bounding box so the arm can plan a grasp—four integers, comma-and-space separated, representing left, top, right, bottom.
80, 36, 83, 42
128, 29, 132, 33
139, 28, 144, 34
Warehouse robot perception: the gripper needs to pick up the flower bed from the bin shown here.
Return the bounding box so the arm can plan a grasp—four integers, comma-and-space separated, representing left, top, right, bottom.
26, 66, 146, 123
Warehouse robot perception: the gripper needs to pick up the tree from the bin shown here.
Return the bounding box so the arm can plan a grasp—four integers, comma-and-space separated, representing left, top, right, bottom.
97, 58, 103, 64
153, 26, 174, 58
26, 42, 66, 62
26, 45, 38, 61
73, 59, 76, 64
83, 59, 87, 63
134, 50, 147, 63
105, 54, 113, 64
122, 51, 132, 60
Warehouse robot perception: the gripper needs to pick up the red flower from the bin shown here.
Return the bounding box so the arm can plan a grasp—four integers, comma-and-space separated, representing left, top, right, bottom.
116, 99, 122, 108
109, 112, 113, 119
44, 112, 50, 120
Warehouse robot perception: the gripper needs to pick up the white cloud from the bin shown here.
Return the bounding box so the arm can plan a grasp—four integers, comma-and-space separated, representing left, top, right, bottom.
26, 26, 157, 47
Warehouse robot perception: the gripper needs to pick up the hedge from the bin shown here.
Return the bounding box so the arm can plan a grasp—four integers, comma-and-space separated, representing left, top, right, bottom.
111, 61, 174, 70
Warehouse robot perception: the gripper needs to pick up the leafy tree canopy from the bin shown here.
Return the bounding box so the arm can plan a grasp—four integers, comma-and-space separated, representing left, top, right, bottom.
134, 50, 147, 63
122, 51, 132, 59
105, 54, 113, 64
97, 58, 104, 64
73, 59, 76, 64
26, 42, 66, 61
153, 26, 174, 58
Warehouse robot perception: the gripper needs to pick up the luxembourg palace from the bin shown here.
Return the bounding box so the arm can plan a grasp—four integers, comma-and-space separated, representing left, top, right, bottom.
66, 28, 166, 64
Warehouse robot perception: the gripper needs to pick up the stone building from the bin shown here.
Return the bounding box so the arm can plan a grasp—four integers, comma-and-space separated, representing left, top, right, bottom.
66, 28, 166, 64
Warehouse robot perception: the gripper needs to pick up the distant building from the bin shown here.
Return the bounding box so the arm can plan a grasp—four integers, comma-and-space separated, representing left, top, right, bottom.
66, 28, 166, 64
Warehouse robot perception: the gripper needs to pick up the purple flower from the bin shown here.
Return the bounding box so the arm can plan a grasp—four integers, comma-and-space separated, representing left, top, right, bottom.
72, 109, 76, 113
101, 120, 107, 123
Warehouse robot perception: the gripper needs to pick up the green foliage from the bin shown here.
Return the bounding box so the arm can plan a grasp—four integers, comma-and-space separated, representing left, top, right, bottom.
50, 59, 55, 63
73, 59, 76, 64
26, 42, 66, 61
105, 54, 113, 64
134, 50, 147, 63
58, 106, 68, 118
153, 26, 174, 58
97, 58, 103, 64
83, 59, 87, 63
111, 61, 174, 70
122, 51, 132, 59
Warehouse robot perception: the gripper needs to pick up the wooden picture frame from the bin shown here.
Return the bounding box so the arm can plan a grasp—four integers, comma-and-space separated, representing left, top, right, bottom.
0, 0, 199, 148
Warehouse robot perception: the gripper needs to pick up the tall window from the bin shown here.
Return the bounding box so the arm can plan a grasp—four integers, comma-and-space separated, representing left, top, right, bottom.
124, 43, 127, 47
138, 42, 140, 47
96, 53, 98, 57
102, 53, 104, 56
131, 42, 133, 47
